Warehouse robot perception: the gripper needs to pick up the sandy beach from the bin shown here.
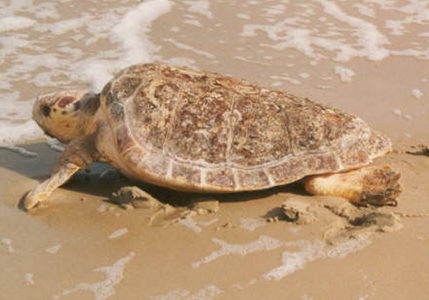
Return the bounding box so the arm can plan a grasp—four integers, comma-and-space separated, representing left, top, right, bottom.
1, 0, 429, 299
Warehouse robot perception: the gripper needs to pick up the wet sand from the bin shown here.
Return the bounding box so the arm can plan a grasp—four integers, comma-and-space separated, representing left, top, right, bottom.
1, 0, 429, 299
1, 140, 429, 299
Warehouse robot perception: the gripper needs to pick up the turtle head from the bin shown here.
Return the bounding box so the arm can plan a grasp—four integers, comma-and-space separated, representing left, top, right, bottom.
33, 90, 100, 143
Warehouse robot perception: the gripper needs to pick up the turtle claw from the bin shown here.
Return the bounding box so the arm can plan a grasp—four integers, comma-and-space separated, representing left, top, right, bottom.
360, 166, 401, 206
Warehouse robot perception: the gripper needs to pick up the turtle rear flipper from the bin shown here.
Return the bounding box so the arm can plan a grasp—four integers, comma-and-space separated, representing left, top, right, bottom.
303, 165, 401, 206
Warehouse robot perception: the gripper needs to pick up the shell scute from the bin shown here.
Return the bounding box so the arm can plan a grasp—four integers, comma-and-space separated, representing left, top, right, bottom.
172, 162, 201, 186
229, 92, 291, 166
115, 124, 135, 155
139, 152, 169, 177
205, 168, 235, 189
338, 141, 370, 167
267, 156, 306, 184
112, 76, 142, 100
236, 169, 271, 189
109, 102, 125, 122
127, 82, 179, 150
165, 84, 232, 164
123, 146, 145, 166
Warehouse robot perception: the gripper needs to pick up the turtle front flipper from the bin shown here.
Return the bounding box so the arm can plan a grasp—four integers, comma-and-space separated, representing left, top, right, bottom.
23, 135, 96, 211
302, 165, 401, 206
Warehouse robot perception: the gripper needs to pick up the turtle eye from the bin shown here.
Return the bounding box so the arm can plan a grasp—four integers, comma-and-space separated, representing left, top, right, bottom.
41, 104, 51, 117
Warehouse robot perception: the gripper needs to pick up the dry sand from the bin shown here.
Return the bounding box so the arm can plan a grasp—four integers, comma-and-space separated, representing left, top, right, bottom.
1, 0, 429, 299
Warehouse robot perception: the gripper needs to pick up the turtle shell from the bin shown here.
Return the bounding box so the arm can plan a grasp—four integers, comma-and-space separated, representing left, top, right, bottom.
99, 63, 391, 192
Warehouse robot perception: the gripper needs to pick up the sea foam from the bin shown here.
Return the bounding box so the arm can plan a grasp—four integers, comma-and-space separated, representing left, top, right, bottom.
55, 252, 135, 300
82, 0, 174, 91
192, 235, 283, 268
0, 0, 173, 146
151, 284, 222, 300
1, 0, 428, 147
261, 237, 371, 281
0, 16, 36, 32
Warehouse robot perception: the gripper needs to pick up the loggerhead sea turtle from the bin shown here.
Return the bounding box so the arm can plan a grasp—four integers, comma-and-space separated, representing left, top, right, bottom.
24, 63, 401, 210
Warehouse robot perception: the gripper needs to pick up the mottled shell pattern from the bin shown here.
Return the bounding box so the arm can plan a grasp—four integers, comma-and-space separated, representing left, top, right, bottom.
98, 63, 391, 192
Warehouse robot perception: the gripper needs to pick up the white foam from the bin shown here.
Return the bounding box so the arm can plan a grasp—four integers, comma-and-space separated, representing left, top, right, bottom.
316, 0, 390, 61
75, 0, 173, 92
183, 0, 213, 19
46, 138, 65, 152
385, 20, 404, 35
184, 19, 201, 27
0, 92, 27, 119
24, 273, 35, 285
108, 228, 129, 239
381, 1, 429, 37
261, 237, 371, 281
230, 278, 257, 290
36, 16, 89, 35
0, 145, 37, 158
2, 0, 429, 148
0, 120, 45, 146
32, 2, 61, 19
334, 66, 355, 82
164, 57, 196, 68
75, 60, 116, 93
111, 0, 173, 65
237, 13, 250, 20
164, 38, 215, 59
0, 94, 28, 129
233, 55, 270, 66
288, 226, 301, 234
0, 16, 36, 32
178, 218, 202, 233
392, 108, 402, 116
97, 203, 108, 213
192, 235, 283, 268
411, 88, 423, 100
263, 4, 286, 16
151, 284, 222, 300
45, 244, 61, 254
152, 289, 189, 300
170, 26, 180, 32
238, 218, 266, 231
317, 85, 334, 90
353, 3, 375, 18
239, 0, 429, 62
199, 218, 218, 226
1, 238, 14, 253
55, 252, 135, 300
270, 75, 301, 85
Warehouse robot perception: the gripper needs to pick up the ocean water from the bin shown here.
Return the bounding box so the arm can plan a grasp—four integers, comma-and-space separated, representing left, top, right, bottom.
0, 0, 428, 146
